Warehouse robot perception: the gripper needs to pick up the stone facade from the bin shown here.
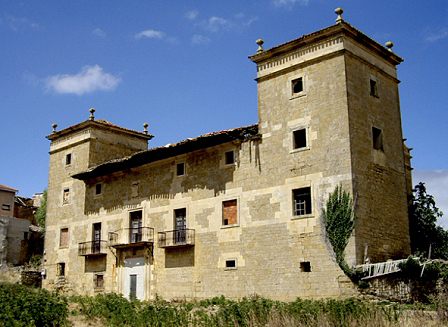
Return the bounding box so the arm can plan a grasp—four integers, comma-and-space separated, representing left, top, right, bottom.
42, 15, 411, 301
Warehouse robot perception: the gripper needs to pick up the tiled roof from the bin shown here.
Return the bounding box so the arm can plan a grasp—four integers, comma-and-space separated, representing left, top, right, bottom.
73, 124, 259, 180
0, 184, 18, 193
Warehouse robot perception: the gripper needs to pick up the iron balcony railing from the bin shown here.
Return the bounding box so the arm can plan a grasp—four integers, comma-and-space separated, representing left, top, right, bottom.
109, 227, 154, 248
158, 229, 195, 248
78, 240, 108, 256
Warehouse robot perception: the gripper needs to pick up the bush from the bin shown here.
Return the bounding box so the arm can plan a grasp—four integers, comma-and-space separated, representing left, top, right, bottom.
0, 283, 68, 327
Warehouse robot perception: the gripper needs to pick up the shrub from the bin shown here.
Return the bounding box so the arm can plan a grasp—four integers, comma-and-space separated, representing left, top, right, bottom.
0, 283, 68, 327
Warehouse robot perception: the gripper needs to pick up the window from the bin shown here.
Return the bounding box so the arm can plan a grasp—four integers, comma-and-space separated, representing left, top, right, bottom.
62, 189, 70, 205
60, 228, 68, 247
292, 77, 303, 94
131, 182, 139, 198
94, 274, 104, 288
225, 151, 235, 165
370, 79, 378, 96
222, 200, 238, 226
93, 223, 101, 253
176, 163, 185, 176
292, 129, 307, 150
58, 263, 65, 277
66, 153, 72, 165
300, 262, 311, 272
130, 211, 142, 243
372, 127, 383, 150
293, 187, 312, 216
2, 204, 10, 211
95, 183, 102, 195
225, 259, 236, 269
174, 208, 187, 244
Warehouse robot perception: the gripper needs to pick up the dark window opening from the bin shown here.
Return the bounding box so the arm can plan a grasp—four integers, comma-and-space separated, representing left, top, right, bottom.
176, 163, 185, 176
93, 223, 101, 253
370, 79, 377, 96
292, 77, 303, 94
222, 200, 237, 225
66, 153, 71, 165
300, 262, 311, 272
174, 208, 187, 244
130, 211, 143, 243
293, 187, 312, 216
372, 127, 383, 150
226, 260, 236, 268
2, 204, 10, 211
293, 129, 307, 149
63, 189, 70, 204
225, 151, 234, 165
95, 184, 102, 195
58, 263, 65, 277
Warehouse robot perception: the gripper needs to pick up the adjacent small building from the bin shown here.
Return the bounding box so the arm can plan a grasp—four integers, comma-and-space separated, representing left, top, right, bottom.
42, 9, 412, 301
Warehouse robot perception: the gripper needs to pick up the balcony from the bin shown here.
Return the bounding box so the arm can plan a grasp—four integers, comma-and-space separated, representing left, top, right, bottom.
158, 229, 195, 248
109, 227, 154, 249
78, 240, 108, 256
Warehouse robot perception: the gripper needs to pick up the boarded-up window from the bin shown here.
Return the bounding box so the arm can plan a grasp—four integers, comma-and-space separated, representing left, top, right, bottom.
60, 228, 68, 247
223, 200, 237, 225
63, 189, 70, 204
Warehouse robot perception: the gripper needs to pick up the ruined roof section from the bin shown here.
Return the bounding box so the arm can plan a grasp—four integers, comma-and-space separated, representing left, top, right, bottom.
72, 124, 259, 180
46, 119, 154, 141
0, 184, 18, 193
249, 21, 403, 66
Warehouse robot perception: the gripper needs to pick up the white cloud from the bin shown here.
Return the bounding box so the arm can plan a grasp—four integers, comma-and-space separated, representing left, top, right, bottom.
426, 28, 448, 42
185, 10, 199, 20
44, 65, 121, 96
135, 29, 165, 39
202, 16, 233, 33
412, 170, 448, 228
191, 34, 211, 45
1, 13, 34, 31
92, 28, 106, 38
272, 0, 309, 7
243, 16, 259, 26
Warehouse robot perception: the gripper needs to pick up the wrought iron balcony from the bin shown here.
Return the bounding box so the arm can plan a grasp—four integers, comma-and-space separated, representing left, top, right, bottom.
78, 240, 108, 256
158, 229, 195, 248
108, 227, 154, 249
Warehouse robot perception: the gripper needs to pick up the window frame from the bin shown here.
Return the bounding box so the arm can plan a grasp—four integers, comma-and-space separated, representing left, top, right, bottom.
369, 77, 379, 97
59, 227, 69, 248
224, 259, 238, 270
224, 150, 235, 166
58, 262, 65, 277
95, 183, 102, 196
372, 126, 384, 151
289, 74, 307, 99
62, 188, 70, 205
2, 204, 11, 211
176, 162, 186, 177
292, 186, 313, 218
222, 199, 239, 227
94, 274, 104, 289
65, 153, 72, 166
290, 127, 310, 153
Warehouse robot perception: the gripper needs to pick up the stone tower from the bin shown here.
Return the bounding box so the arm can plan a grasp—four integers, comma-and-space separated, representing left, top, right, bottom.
249, 9, 410, 264
42, 109, 152, 289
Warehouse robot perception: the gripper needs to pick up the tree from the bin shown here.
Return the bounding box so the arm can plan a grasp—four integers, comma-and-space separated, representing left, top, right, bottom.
409, 182, 448, 259
35, 189, 47, 235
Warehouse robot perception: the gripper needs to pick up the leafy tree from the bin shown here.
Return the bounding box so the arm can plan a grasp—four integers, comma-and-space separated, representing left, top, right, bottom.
35, 189, 47, 235
409, 182, 447, 259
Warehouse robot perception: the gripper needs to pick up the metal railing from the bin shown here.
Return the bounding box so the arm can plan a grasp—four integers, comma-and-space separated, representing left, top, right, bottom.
109, 227, 154, 247
78, 240, 108, 256
360, 258, 408, 279
158, 229, 195, 248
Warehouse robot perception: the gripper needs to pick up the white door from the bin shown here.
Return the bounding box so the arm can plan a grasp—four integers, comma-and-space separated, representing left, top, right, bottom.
123, 257, 145, 300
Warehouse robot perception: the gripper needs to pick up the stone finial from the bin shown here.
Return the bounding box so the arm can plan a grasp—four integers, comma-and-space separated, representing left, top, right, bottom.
385, 41, 394, 52
256, 39, 264, 53
52, 123, 57, 133
89, 108, 95, 121
143, 123, 148, 135
335, 8, 344, 24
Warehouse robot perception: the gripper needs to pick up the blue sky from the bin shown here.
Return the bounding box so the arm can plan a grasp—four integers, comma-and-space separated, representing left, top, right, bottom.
1, 1, 447, 224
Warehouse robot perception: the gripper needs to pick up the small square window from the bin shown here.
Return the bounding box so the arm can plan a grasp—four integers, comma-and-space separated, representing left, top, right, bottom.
372, 127, 383, 151
222, 199, 238, 226
225, 260, 236, 268
176, 163, 185, 176
225, 151, 235, 165
2, 204, 10, 211
95, 184, 102, 195
62, 189, 70, 205
300, 262, 311, 272
58, 263, 65, 277
292, 77, 303, 94
66, 153, 72, 165
293, 129, 307, 150
370, 79, 378, 96
293, 187, 312, 216
95, 274, 104, 288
